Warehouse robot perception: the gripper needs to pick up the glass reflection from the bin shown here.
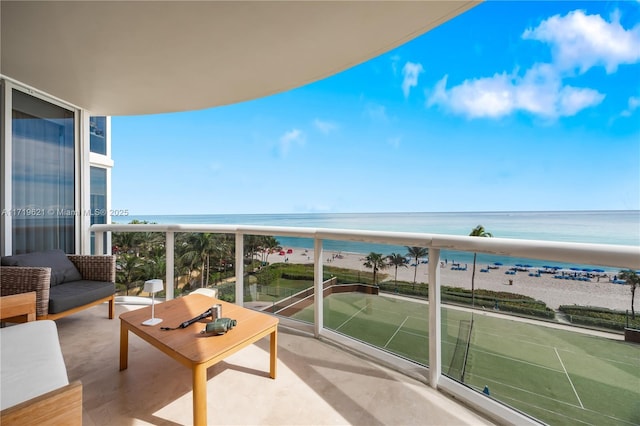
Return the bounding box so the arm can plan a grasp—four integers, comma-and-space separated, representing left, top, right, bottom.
12, 89, 75, 254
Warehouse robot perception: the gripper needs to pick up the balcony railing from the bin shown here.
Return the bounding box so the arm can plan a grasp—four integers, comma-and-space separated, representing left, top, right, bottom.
91, 223, 640, 425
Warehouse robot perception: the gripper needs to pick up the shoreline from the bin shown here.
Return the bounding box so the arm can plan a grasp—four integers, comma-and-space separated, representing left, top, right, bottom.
266, 247, 632, 311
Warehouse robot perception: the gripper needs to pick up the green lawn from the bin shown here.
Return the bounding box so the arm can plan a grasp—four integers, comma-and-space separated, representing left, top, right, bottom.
290, 293, 640, 426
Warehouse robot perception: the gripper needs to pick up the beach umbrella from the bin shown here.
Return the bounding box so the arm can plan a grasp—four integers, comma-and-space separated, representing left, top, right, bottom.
524, 264, 532, 268
582, 268, 593, 272
553, 266, 563, 270
570, 267, 581, 271
543, 265, 553, 269
516, 264, 523, 267
593, 268, 605, 273
494, 262, 503, 266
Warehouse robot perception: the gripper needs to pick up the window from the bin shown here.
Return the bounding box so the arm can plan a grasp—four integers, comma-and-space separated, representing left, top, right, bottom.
12, 89, 75, 254
89, 116, 107, 154
90, 166, 107, 254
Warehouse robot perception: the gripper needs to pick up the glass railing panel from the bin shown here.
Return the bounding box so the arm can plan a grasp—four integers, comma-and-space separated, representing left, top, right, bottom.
112, 229, 167, 297
462, 309, 639, 425
244, 235, 315, 318
173, 232, 235, 298
440, 252, 640, 426
287, 239, 431, 366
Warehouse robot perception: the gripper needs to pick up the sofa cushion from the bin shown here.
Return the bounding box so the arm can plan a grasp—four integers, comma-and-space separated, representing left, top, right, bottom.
1, 249, 82, 287
48, 280, 115, 314
0, 320, 69, 410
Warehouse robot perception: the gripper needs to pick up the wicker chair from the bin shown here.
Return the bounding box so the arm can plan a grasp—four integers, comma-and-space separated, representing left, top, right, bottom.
0, 255, 115, 320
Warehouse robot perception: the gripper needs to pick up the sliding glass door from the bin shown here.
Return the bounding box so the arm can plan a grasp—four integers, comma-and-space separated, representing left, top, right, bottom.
11, 89, 75, 254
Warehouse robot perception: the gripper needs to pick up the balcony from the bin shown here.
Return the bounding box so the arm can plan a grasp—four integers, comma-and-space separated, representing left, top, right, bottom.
59, 303, 492, 425
90, 223, 640, 425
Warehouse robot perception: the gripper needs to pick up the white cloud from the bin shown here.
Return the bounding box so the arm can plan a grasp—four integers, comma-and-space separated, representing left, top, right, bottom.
279, 129, 305, 156
428, 74, 515, 118
364, 102, 389, 122
427, 64, 605, 119
402, 62, 424, 98
425, 9, 635, 120
557, 86, 606, 116
522, 10, 640, 74
313, 119, 337, 134
621, 96, 640, 117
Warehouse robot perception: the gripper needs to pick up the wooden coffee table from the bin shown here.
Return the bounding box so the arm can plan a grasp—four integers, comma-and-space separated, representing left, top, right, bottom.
119, 294, 278, 426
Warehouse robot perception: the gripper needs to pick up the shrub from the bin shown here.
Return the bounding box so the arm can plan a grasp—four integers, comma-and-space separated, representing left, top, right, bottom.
559, 305, 640, 331
441, 287, 554, 319
378, 281, 428, 297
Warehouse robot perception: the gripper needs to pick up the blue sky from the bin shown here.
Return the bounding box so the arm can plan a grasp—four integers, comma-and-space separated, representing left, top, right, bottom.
112, 1, 640, 215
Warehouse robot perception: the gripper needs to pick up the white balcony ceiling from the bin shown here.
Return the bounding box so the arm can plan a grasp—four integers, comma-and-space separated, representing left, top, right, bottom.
1, 1, 478, 116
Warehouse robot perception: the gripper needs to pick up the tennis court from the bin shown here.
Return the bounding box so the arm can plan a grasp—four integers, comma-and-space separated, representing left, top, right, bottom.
290, 293, 640, 425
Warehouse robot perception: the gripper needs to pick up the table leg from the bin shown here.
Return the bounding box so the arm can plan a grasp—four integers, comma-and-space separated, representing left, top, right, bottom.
119, 322, 128, 371
192, 363, 207, 426
270, 328, 277, 379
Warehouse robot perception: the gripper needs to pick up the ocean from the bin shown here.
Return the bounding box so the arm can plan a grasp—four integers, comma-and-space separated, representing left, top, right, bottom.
123, 211, 639, 271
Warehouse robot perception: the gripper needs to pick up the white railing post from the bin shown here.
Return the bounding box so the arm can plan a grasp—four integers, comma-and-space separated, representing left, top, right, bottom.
94, 231, 104, 255
314, 238, 323, 337
235, 232, 244, 306
428, 248, 441, 388
166, 231, 174, 300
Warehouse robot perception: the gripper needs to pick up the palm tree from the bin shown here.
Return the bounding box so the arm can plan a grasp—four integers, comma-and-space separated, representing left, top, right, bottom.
112, 230, 138, 255
142, 253, 166, 282
116, 253, 144, 295
174, 233, 195, 288
387, 253, 408, 291
214, 234, 235, 283
406, 246, 428, 285
112, 220, 159, 256
179, 233, 219, 288
259, 236, 281, 265
363, 252, 387, 285
469, 225, 493, 307
618, 269, 640, 319
244, 235, 261, 271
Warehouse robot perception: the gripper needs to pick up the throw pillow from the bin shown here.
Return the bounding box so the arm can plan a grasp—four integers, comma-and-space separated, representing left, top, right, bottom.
1, 249, 82, 286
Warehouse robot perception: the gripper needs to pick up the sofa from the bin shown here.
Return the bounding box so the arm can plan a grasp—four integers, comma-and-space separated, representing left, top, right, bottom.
0, 292, 82, 425
0, 249, 115, 320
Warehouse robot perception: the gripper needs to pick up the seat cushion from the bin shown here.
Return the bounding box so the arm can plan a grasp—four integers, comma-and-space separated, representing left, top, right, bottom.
0, 320, 69, 410
1, 249, 82, 287
48, 280, 115, 314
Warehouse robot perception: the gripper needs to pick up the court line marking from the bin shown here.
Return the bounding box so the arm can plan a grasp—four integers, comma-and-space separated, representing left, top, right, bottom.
480, 377, 636, 426
555, 347, 584, 409
384, 316, 409, 348
335, 305, 367, 331
398, 328, 429, 339
471, 346, 564, 374
473, 328, 639, 367
472, 373, 583, 409
507, 398, 636, 426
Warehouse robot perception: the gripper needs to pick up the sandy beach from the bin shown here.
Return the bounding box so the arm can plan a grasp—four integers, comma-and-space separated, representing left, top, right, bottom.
268, 248, 632, 311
